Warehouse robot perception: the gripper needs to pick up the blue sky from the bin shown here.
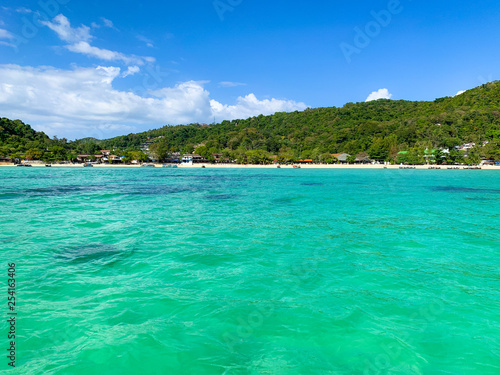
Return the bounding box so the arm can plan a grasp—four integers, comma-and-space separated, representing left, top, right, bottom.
0, 0, 499, 139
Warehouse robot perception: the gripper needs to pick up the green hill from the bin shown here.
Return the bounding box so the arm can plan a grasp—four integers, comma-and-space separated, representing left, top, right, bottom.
0, 117, 78, 161
0, 117, 49, 159
1, 81, 500, 163
100, 81, 500, 162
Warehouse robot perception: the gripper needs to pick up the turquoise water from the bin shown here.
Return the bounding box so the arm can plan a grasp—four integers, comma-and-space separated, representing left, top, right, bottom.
1, 167, 499, 374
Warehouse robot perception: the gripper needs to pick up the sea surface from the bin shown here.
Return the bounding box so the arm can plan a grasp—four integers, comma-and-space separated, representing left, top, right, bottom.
0, 167, 499, 374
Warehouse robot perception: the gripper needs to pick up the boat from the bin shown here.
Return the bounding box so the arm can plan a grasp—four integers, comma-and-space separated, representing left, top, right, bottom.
45, 163, 51, 167
162, 164, 178, 168
293, 165, 301, 168
17, 163, 32, 167
141, 163, 155, 167
83, 162, 93, 167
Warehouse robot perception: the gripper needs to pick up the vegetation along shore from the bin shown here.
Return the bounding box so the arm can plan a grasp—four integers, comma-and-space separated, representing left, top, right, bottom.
1, 81, 500, 167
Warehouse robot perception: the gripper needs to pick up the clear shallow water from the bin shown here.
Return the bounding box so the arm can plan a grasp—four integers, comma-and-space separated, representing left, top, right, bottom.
1, 167, 499, 374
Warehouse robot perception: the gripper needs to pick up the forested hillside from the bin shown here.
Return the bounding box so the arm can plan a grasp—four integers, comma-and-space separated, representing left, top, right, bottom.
100, 81, 500, 161
0, 117, 77, 161
1, 81, 500, 163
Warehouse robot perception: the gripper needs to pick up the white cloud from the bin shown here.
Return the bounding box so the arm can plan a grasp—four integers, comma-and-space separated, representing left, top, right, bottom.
0, 29, 15, 47
0, 41, 15, 48
210, 94, 307, 121
0, 28, 13, 39
42, 14, 153, 65
91, 17, 114, 29
455, 90, 466, 96
0, 64, 307, 139
137, 35, 154, 48
16, 7, 32, 14
365, 88, 392, 102
40, 14, 92, 43
218, 81, 246, 88
122, 66, 140, 78
66, 42, 152, 66
101, 17, 113, 28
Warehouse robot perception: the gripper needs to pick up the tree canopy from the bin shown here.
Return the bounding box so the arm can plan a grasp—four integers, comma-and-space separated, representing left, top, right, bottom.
1, 81, 500, 163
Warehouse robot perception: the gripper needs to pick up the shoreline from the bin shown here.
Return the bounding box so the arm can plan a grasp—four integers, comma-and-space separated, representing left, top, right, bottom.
1, 163, 499, 170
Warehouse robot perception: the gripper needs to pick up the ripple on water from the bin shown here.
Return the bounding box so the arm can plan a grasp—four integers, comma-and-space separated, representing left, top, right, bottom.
3, 168, 500, 374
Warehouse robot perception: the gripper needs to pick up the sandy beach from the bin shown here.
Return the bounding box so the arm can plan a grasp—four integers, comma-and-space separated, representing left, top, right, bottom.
1, 163, 499, 170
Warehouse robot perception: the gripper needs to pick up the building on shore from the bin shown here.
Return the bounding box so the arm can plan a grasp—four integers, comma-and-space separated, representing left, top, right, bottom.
181, 154, 206, 165
332, 153, 350, 163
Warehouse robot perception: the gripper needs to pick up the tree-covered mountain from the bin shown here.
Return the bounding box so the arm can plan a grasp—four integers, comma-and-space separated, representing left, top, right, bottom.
1, 81, 500, 163
0, 117, 54, 160
99, 81, 500, 162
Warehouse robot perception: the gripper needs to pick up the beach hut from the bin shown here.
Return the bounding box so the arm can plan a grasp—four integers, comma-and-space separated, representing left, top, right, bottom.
355, 152, 371, 163
77, 155, 91, 162
332, 153, 350, 163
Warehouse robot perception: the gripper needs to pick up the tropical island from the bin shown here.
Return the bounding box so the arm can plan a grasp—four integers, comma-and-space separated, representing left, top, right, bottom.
1, 81, 500, 166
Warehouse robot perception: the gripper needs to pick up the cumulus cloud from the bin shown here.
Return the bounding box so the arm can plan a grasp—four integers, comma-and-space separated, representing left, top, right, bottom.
211, 94, 307, 121
0, 64, 307, 139
455, 90, 466, 96
366, 88, 392, 102
42, 14, 153, 65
